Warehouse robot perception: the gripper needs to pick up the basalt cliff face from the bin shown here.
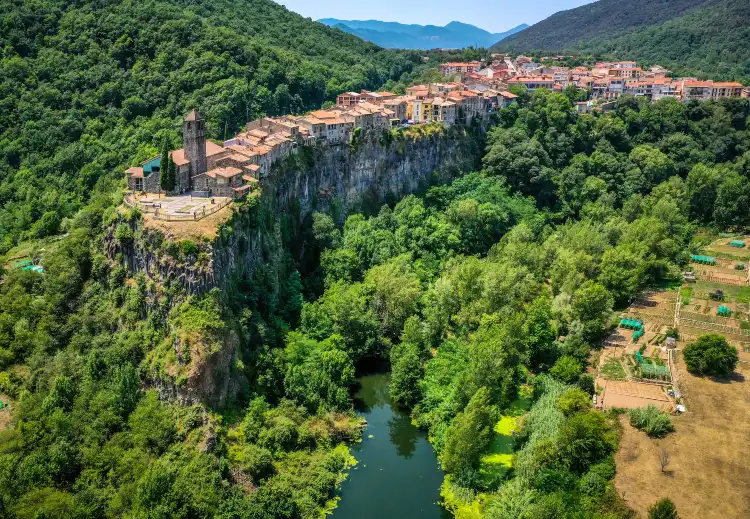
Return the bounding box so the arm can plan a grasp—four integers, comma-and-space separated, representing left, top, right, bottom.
115, 126, 481, 296
107, 125, 481, 407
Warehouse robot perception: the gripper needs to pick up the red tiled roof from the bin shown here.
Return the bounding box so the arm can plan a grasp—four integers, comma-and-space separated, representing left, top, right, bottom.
170, 149, 189, 166
206, 166, 242, 179
206, 141, 226, 157
309, 110, 338, 120
170, 141, 226, 166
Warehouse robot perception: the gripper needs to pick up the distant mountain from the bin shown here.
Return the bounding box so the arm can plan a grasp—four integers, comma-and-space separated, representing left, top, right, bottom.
493, 0, 716, 51
494, 0, 749, 81
319, 19, 528, 50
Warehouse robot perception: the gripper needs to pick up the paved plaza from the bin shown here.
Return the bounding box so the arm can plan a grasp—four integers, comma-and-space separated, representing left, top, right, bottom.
134, 194, 231, 219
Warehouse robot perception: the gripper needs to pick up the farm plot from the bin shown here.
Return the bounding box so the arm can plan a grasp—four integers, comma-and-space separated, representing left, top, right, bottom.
677, 281, 750, 361
614, 359, 750, 519
705, 236, 750, 260
598, 379, 672, 411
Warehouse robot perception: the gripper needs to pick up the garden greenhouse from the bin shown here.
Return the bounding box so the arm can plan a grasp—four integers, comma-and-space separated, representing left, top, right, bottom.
691, 255, 717, 265
620, 318, 644, 330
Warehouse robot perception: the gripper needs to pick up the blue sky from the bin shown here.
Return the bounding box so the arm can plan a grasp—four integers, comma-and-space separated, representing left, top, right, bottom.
274, 0, 596, 33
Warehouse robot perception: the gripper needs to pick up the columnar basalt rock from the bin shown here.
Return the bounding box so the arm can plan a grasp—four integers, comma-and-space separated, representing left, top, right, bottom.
109, 126, 480, 408
116, 127, 479, 297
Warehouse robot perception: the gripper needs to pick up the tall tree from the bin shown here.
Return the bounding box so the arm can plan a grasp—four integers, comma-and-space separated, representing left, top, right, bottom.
159, 140, 171, 194
167, 153, 177, 192
439, 387, 495, 474
389, 342, 422, 408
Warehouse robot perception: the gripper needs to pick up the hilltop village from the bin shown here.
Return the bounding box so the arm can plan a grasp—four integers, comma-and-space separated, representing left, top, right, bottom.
125, 55, 748, 206
125, 87, 496, 202
444, 54, 748, 103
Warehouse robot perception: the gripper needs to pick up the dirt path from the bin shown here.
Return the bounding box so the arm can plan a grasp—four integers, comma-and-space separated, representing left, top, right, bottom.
614, 360, 750, 518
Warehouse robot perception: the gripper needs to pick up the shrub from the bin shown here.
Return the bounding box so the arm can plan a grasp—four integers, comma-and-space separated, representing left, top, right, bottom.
235, 444, 275, 481
579, 470, 607, 497
629, 406, 674, 438
683, 334, 738, 376
549, 355, 582, 384
648, 497, 679, 519
576, 374, 595, 395
0, 371, 20, 398
557, 388, 591, 416
180, 239, 199, 256
115, 223, 134, 245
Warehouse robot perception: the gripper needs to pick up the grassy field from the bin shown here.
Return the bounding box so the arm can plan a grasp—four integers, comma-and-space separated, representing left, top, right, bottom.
478, 390, 531, 481
691, 281, 750, 304
614, 357, 750, 518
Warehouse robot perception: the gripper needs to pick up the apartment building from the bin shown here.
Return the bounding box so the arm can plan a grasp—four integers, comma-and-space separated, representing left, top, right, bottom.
681, 81, 744, 101
506, 76, 555, 92
439, 61, 482, 77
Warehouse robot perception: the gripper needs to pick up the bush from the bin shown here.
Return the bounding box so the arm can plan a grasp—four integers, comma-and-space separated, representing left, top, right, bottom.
115, 223, 134, 245
180, 239, 199, 256
235, 444, 275, 481
648, 497, 679, 519
557, 388, 591, 416
576, 374, 595, 395
629, 406, 674, 438
549, 355, 582, 384
683, 334, 738, 376
579, 470, 607, 497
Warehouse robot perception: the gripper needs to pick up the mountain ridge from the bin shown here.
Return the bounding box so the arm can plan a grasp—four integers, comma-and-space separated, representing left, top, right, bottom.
492, 0, 749, 81
319, 18, 528, 49
494, 0, 716, 51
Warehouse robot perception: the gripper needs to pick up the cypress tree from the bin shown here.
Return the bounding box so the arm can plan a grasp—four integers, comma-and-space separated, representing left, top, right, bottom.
159, 140, 171, 193
167, 154, 177, 192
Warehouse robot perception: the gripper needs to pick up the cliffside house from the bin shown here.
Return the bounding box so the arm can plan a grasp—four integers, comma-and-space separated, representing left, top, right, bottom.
126, 110, 259, 198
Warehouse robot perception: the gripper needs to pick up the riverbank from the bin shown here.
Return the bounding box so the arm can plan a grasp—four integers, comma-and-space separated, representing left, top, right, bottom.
440, 387, 533, 519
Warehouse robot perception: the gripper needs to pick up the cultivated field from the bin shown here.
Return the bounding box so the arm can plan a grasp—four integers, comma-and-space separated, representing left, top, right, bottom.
614, 357, 750, 518
614, 242, 750, 517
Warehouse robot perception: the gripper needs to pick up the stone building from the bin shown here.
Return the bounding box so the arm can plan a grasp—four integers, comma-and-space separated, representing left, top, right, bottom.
183, 109, 208, 180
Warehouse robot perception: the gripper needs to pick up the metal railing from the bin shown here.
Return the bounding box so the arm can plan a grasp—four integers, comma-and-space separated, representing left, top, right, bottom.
124, 193, 232, 221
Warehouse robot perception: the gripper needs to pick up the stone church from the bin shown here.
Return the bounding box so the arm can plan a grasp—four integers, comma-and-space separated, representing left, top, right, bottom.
126, 109, 257, 197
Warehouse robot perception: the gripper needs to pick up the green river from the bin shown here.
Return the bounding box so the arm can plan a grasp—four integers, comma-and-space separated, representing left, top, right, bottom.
331, 373, 451, 519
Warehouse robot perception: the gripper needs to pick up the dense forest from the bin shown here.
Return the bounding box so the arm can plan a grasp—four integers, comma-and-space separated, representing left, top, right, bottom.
497, 0, 713, 51
495, 0, 750, 83
0, 0, 480, 251
572, 0, 750, 81
1, 79, 749, 518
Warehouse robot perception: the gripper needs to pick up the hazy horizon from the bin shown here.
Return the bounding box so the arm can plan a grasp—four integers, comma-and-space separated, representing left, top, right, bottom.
273, 0, 596, 33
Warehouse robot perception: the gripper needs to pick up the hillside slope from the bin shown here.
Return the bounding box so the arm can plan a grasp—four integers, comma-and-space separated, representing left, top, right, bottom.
319, 18, 527, 49
574, 0, 750, 80
0, 0, 428, 251
495, 0, 716, 51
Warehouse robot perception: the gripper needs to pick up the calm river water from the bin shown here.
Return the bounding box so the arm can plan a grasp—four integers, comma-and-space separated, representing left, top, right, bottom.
331, 373, 451, 519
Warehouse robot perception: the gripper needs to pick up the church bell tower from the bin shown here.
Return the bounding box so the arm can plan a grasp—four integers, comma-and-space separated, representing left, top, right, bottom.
183, 109, 207, 178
